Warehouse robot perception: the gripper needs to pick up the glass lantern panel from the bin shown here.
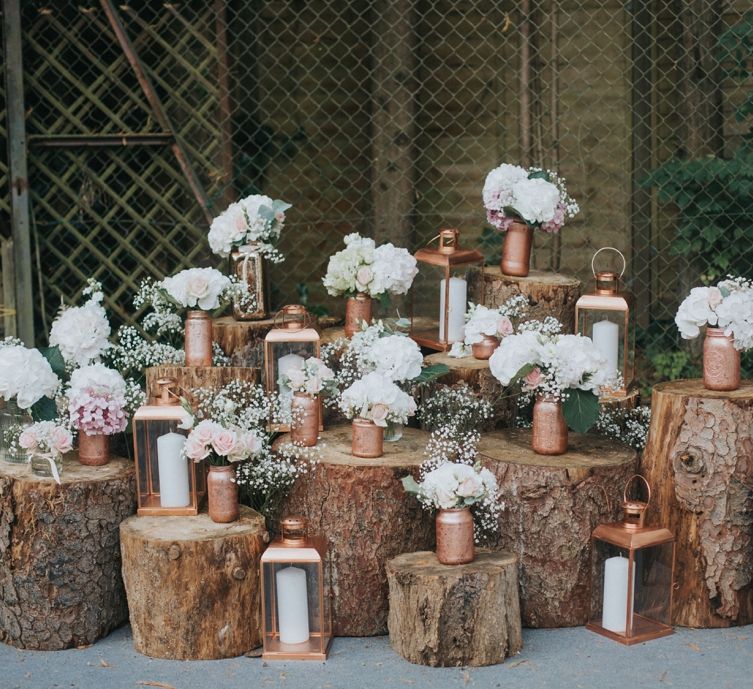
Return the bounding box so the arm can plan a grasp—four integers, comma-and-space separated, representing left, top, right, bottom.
134, 419, 191, 510
412, 263, 470, 347
633, 542, 674, 629
590, 541, 635, 637
578, 309, 630, 382
269, 340, 318, 417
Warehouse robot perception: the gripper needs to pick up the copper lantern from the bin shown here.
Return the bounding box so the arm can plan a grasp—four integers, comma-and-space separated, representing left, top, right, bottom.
410, 228, 484, 352
587, 475, 675, 645
132, 378, 206, 516
575, 247, 635, 396
261, 516, 333, 661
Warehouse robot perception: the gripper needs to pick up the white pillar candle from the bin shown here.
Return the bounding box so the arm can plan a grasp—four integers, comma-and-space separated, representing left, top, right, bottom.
439, 277, 467, 343
277, 353, 305, 415
602, 554, 635, 633
276, 566, 310, 644
157, 432, 190, 508
592, 319, 620, 375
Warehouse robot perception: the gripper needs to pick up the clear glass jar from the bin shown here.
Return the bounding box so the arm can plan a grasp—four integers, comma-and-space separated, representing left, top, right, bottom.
0, 399, 33, 464
31, 452, 63, 481
384, 421, 404, 443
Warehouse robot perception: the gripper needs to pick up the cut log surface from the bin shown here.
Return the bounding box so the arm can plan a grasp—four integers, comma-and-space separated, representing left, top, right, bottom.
387, 550, 522, 667
478, 429, 637, 627
600, 386, 641, 411
469, 266, 581, 332
0, 455, 136, 650
281, 425, 434, 636
120, 506, 268, 659
642, 380, 753, 628
145, 365, 258, 402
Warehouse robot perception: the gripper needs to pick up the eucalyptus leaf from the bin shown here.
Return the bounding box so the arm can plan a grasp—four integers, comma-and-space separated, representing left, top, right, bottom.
413, 364, 450, 384
30, 396, 57, 422
562, 389, 600, 434
401, 474, 421, 495
39, 345, 66, 381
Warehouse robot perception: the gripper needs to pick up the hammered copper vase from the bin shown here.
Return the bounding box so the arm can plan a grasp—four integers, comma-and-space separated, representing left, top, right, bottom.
351, 418, 384, 458
532, 395, 568, 455
501, 221, 533, 277
472, 335, 500, 360
78, 432, 109, 466
344, 293, 373, 338
184, 310, 213, 367
435, 508, 475, 565
291, 392, 320, 447
231, 243, 267, 320
703, 327, 741, 391
207, 464, 239, 523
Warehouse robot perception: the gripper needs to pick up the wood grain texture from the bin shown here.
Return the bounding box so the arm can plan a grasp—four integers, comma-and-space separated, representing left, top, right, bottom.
145, 365, 258, 402
213, 315, 278, 367
641, 379, 753, 627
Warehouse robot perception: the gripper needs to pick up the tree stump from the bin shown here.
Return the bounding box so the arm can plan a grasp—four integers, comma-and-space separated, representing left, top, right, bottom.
120, 506, 268, 659
478, 429, 637, 627
469, 266, 581, 332
600, 387, 641, 412
386, 550, 522, 667
145, 365, 258, 403
281, 425, 434, 636
641, 380, 753, 628
0, 455, 135, 650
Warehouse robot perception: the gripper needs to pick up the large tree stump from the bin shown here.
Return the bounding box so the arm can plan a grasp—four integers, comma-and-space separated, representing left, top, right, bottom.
641, 380, 753, 628
145, 365, 258, 403
0, 455, 135, 650
120, 506, 268, 659
281, 425, 434, 636
478, 429, 637, 627
387, 550, 522, 667
469, 266, 581, 332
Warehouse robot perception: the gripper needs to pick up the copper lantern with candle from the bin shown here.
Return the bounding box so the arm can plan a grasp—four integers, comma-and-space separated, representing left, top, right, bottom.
587, 475, 675, 645
132, 378, 206, 516
410, 228, 484, 352
261, 516, 333, 661
575, 247, 635, 396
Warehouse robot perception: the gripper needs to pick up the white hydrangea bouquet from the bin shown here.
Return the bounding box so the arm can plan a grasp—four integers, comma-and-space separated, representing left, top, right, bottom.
339, 371, 417, 427
0, 342, 60, 415
449, 294, 530, 358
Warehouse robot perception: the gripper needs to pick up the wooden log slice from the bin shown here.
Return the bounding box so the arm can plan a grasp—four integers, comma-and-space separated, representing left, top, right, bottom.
478, 429, 637, 628
600, 386, 641, 412
120, 506, 268, 659
468, 266, 581, 333
387, 550, 522, 667
145, 365, 258, 403
0, 455, 136, 650
281, 425, 434, 636
641, 380, 753, 628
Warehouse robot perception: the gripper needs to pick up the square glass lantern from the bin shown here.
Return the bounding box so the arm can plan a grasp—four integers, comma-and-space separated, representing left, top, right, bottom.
575, 248, 635, 395
587, 476, 675, 645
410, 228, 484, 352
261, 517, 333, 661
132, 378, 206, 516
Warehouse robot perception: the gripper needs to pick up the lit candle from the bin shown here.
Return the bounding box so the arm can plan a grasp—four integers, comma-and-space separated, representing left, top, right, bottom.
602, 554, 635, 633
157, 432, 190, 508
592, 319, 620, 375
439, 277, 467, 343
277, 353, 305, 415
276, 566, 310, 644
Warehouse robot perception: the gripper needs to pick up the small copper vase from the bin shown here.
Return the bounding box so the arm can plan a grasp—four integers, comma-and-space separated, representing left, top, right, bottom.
78, 432, 109, 466
184, 310, 213, 367
207, 464, 239, 523
703, 327, 741, 391
291, 392, 320, 447
501, 221, 533, 277
472, 335, 500, 360
532, 395, 568, 455
231, 243, 267, 321
344, 293, 373, 338
351, 418, 384, 458
435, 508, 475, 565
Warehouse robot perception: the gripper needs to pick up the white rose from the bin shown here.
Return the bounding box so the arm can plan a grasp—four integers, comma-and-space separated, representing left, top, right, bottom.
510, 178, 561, 224
162, 268, 230, 310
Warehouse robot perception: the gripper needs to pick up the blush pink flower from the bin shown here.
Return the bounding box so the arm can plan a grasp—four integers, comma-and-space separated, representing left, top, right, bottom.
185, 434, 210, 461
525, 367, 543, 389
497, 316, 514, 337
370, 403, 389, 427
50, 427, 73, 454
18, 429, 37, 450
211, 428, 238, 457
356, 266, 373, 288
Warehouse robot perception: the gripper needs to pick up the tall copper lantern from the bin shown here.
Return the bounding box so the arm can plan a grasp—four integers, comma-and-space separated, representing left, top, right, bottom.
132, 378, 206, 516
410, 228, 484, 352
587, 475, 675, 645
261, 516, 333, 661
575, 247, 635, 396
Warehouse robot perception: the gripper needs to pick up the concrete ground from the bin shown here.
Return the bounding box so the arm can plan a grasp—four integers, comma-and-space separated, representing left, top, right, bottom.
2, 624, 751, 689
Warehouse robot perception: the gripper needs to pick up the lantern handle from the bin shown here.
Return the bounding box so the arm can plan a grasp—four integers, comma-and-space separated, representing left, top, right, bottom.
591, 247, 626, 280
273, 304, 311, 330
623, 474, 651, 506
597, 484, 612, 513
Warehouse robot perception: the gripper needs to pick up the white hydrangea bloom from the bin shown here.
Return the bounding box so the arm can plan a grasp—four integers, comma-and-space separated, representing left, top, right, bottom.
339, 371, 416, 426
482, 164, 528, 211
0, 346, 60, 409
489, 331, 542, 386
509, 177, 561, 224
49, 300, 110, 368
675, 286, 718, 340
365, 334, 423, 382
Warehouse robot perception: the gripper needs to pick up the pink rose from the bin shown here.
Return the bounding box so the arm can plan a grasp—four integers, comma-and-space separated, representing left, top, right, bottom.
707, 286, 723, 308
185, 434, 210, 461
457, 475, 482, 498
51, 427, 73, 454
497, 316, 514, 337
370, 403, 389, 427
233, 208, 247, 232
211, 428, 237, 457
18, 429, 37, 450
194, 421, 216, 446
274, 211, 285, 223
525, 367, 542, 390
356, 266, 373, 288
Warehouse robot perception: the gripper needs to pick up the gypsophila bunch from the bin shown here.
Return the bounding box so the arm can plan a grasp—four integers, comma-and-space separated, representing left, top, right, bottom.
105, 325, 184, 385
424, 425, 482, 469
0, 344, 60, 410
134, 278, 184, 341
339, 371, 417, 426
418, 383, 493, 436
280, 357, 336, 397
67, 364, 128, 436
595, 405, 651, 452
191, 380, 275, 431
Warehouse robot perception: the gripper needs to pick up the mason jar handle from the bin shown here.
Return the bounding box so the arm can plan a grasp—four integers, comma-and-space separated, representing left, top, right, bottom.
623, 474, 651, 506
592, 247, 626, 279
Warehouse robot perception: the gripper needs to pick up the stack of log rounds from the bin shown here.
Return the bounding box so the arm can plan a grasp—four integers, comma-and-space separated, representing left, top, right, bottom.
386, 550, 522, 667
145, 365, 258, 403
281, 425, 434, 636
641, 380, 753, 628
477, 429, 637, 628
0, 455, 135, 650
120, 506, 268, 659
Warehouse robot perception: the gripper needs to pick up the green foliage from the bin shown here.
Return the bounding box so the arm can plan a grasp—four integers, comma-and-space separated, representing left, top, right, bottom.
296, 282, 328, 317
478, 226, 503, 266
412, 363, 450, 385
562, 389, 600, 434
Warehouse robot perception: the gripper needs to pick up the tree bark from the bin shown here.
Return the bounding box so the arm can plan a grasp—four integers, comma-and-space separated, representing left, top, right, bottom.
387, 550, 522, 667
641, 380, 753, 627
0, 456, 135, 650
145, 365, 258, 404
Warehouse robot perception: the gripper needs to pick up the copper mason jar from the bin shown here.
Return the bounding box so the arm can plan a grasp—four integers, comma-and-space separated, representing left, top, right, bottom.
351, 417, 384, 458
184, 310, 213, 367
500, 221, 533, 277
291, 392, 320, 447
435, 508, 475, 565
344, 292, 373, 338
231, 243, 267, 321
472, 334, 500, 360
703, 327, 741, 391
77, 432, 109, 466
207, 464, 239, 523
532, 395, 568, 455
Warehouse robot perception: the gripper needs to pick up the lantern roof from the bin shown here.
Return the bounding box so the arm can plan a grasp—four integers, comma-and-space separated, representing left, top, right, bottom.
592, 522, 674, 550
414, 228, 484, 267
